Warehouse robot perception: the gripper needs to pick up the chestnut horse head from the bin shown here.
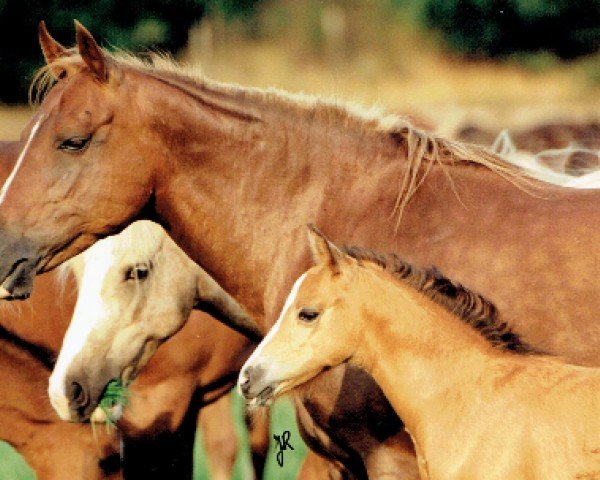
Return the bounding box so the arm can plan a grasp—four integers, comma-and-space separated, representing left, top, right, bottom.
0, 22, 162, 299
49, 220, 259, 422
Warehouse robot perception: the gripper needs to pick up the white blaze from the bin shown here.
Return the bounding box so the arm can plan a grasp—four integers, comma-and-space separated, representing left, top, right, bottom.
48, 238, 115, 421
238, 272, 307, 391
0, 114, 47, 205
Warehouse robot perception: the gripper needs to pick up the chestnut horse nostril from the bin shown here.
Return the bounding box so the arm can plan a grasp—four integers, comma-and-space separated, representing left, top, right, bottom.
69, 381, 89, 408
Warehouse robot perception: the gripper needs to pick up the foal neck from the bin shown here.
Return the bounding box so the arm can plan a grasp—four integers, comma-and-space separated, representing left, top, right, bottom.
351, 268, 503, 433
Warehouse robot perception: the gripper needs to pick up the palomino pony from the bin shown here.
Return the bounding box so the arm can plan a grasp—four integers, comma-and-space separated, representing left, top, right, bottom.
49, 219, 268, 479
0, 22, 599, 478
0, 142, 267, 479
49, 219, 258, 422
240, 227, 600, 479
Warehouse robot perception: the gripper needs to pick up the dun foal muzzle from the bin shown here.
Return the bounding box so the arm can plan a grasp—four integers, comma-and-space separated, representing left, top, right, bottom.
238, 365, 272, 401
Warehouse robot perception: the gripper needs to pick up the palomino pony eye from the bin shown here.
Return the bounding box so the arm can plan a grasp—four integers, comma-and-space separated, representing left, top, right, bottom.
298, 308, 320, 323
58, 135, 91, 152
124, 264, 150, 282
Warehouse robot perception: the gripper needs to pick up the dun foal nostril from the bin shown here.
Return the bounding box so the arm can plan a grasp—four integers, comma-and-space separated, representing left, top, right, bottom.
69, 381, 89, 408
239, 367, 252, 397
239, 365, 265, 398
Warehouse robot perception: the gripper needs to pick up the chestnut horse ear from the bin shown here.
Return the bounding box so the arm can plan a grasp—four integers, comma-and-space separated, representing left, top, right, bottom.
39, 21, 70, 79
74, 20, 108, 82
306, 224, 345, 273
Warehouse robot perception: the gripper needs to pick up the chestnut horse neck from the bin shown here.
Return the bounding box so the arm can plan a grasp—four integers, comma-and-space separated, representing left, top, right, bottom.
35, 53, 530, 326
58, 54, 523, 321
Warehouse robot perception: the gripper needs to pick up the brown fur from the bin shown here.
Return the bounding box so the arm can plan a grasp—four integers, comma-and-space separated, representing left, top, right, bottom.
0, 25, 599, 478
33, 50, 530, 229
457, 121, 600, 176
0, 141, 265, 479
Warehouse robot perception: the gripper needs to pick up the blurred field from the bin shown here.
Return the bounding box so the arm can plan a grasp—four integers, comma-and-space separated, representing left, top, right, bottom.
0, 392, 307, 480
195, 394, 307, 480
2, 5, 598, 137
0, 2, 598, 478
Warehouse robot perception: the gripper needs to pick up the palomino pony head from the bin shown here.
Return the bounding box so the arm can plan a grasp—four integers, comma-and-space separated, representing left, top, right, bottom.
0, 22, 157, 299
238, 225, 363, 406
48, 220, 259, 422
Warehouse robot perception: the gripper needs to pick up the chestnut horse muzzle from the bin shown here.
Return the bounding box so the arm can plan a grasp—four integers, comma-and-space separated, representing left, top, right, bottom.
0, 232, 41, 300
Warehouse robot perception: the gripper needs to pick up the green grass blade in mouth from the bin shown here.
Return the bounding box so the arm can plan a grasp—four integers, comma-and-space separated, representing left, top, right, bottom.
97, 378, 130, 427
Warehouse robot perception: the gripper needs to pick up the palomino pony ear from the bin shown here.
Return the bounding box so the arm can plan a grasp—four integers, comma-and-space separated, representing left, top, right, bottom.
194, 271, 263, 343
74, 20, 108, 82
306, 224, 345, 273
39, 21, 71, 79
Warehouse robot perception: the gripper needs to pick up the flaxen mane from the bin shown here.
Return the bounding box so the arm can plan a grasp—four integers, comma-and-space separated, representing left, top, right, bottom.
31, 50, 534, 228
344, 246, 535, 354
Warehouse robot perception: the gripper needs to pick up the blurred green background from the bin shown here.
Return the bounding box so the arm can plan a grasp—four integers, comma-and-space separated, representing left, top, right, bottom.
0, 392, 308, 480
194, 394, 307, 480
0, 0, 598, 103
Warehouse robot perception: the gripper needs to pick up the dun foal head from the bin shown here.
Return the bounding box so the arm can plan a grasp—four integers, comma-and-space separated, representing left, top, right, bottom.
48, 221, 207, 422
239, 226, 365, 406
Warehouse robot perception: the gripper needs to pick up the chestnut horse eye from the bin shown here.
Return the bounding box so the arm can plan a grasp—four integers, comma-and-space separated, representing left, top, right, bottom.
58, 135, 91, 152
124, 264, 150, 282
298, 308, 320, 323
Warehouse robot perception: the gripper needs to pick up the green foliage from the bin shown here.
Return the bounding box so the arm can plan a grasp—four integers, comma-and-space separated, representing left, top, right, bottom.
418, 0, 600, 59
0, 441, 36, 480
193, 392, 307, 480
0, 0, 261, 104
98, 378, 130, 427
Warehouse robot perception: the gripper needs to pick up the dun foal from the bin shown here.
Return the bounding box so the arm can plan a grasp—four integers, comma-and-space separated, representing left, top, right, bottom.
240, 226, 600, 480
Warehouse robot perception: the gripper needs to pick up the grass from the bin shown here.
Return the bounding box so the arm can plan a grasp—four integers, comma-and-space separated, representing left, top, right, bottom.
194, 391, 307, 479
0, 442, 36, 480
97, 378, 130, 427
0, 390, 306, 480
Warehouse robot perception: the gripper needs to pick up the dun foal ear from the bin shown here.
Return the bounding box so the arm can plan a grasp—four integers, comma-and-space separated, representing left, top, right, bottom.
39, 21, 71, 79
306, 224, 345, 273
74, 20, 109, 82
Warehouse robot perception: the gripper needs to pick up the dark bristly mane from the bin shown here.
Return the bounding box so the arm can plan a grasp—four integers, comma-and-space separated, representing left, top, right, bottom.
344, 246, 535, 354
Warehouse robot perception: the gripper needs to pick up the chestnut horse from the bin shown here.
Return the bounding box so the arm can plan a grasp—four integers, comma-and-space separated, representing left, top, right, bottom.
241, 227, 600, 480
0, 22, 598, 478
0, 142, 268, 479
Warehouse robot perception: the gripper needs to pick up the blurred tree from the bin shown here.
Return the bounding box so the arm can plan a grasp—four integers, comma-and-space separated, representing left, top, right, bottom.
0, 0, 261, 104
419, 0, 600, 59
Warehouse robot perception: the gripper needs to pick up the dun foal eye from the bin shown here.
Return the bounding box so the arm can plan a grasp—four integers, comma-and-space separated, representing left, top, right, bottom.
58, 135, 91, 152
124, 265, 150, 282
298, 308, 320, 323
